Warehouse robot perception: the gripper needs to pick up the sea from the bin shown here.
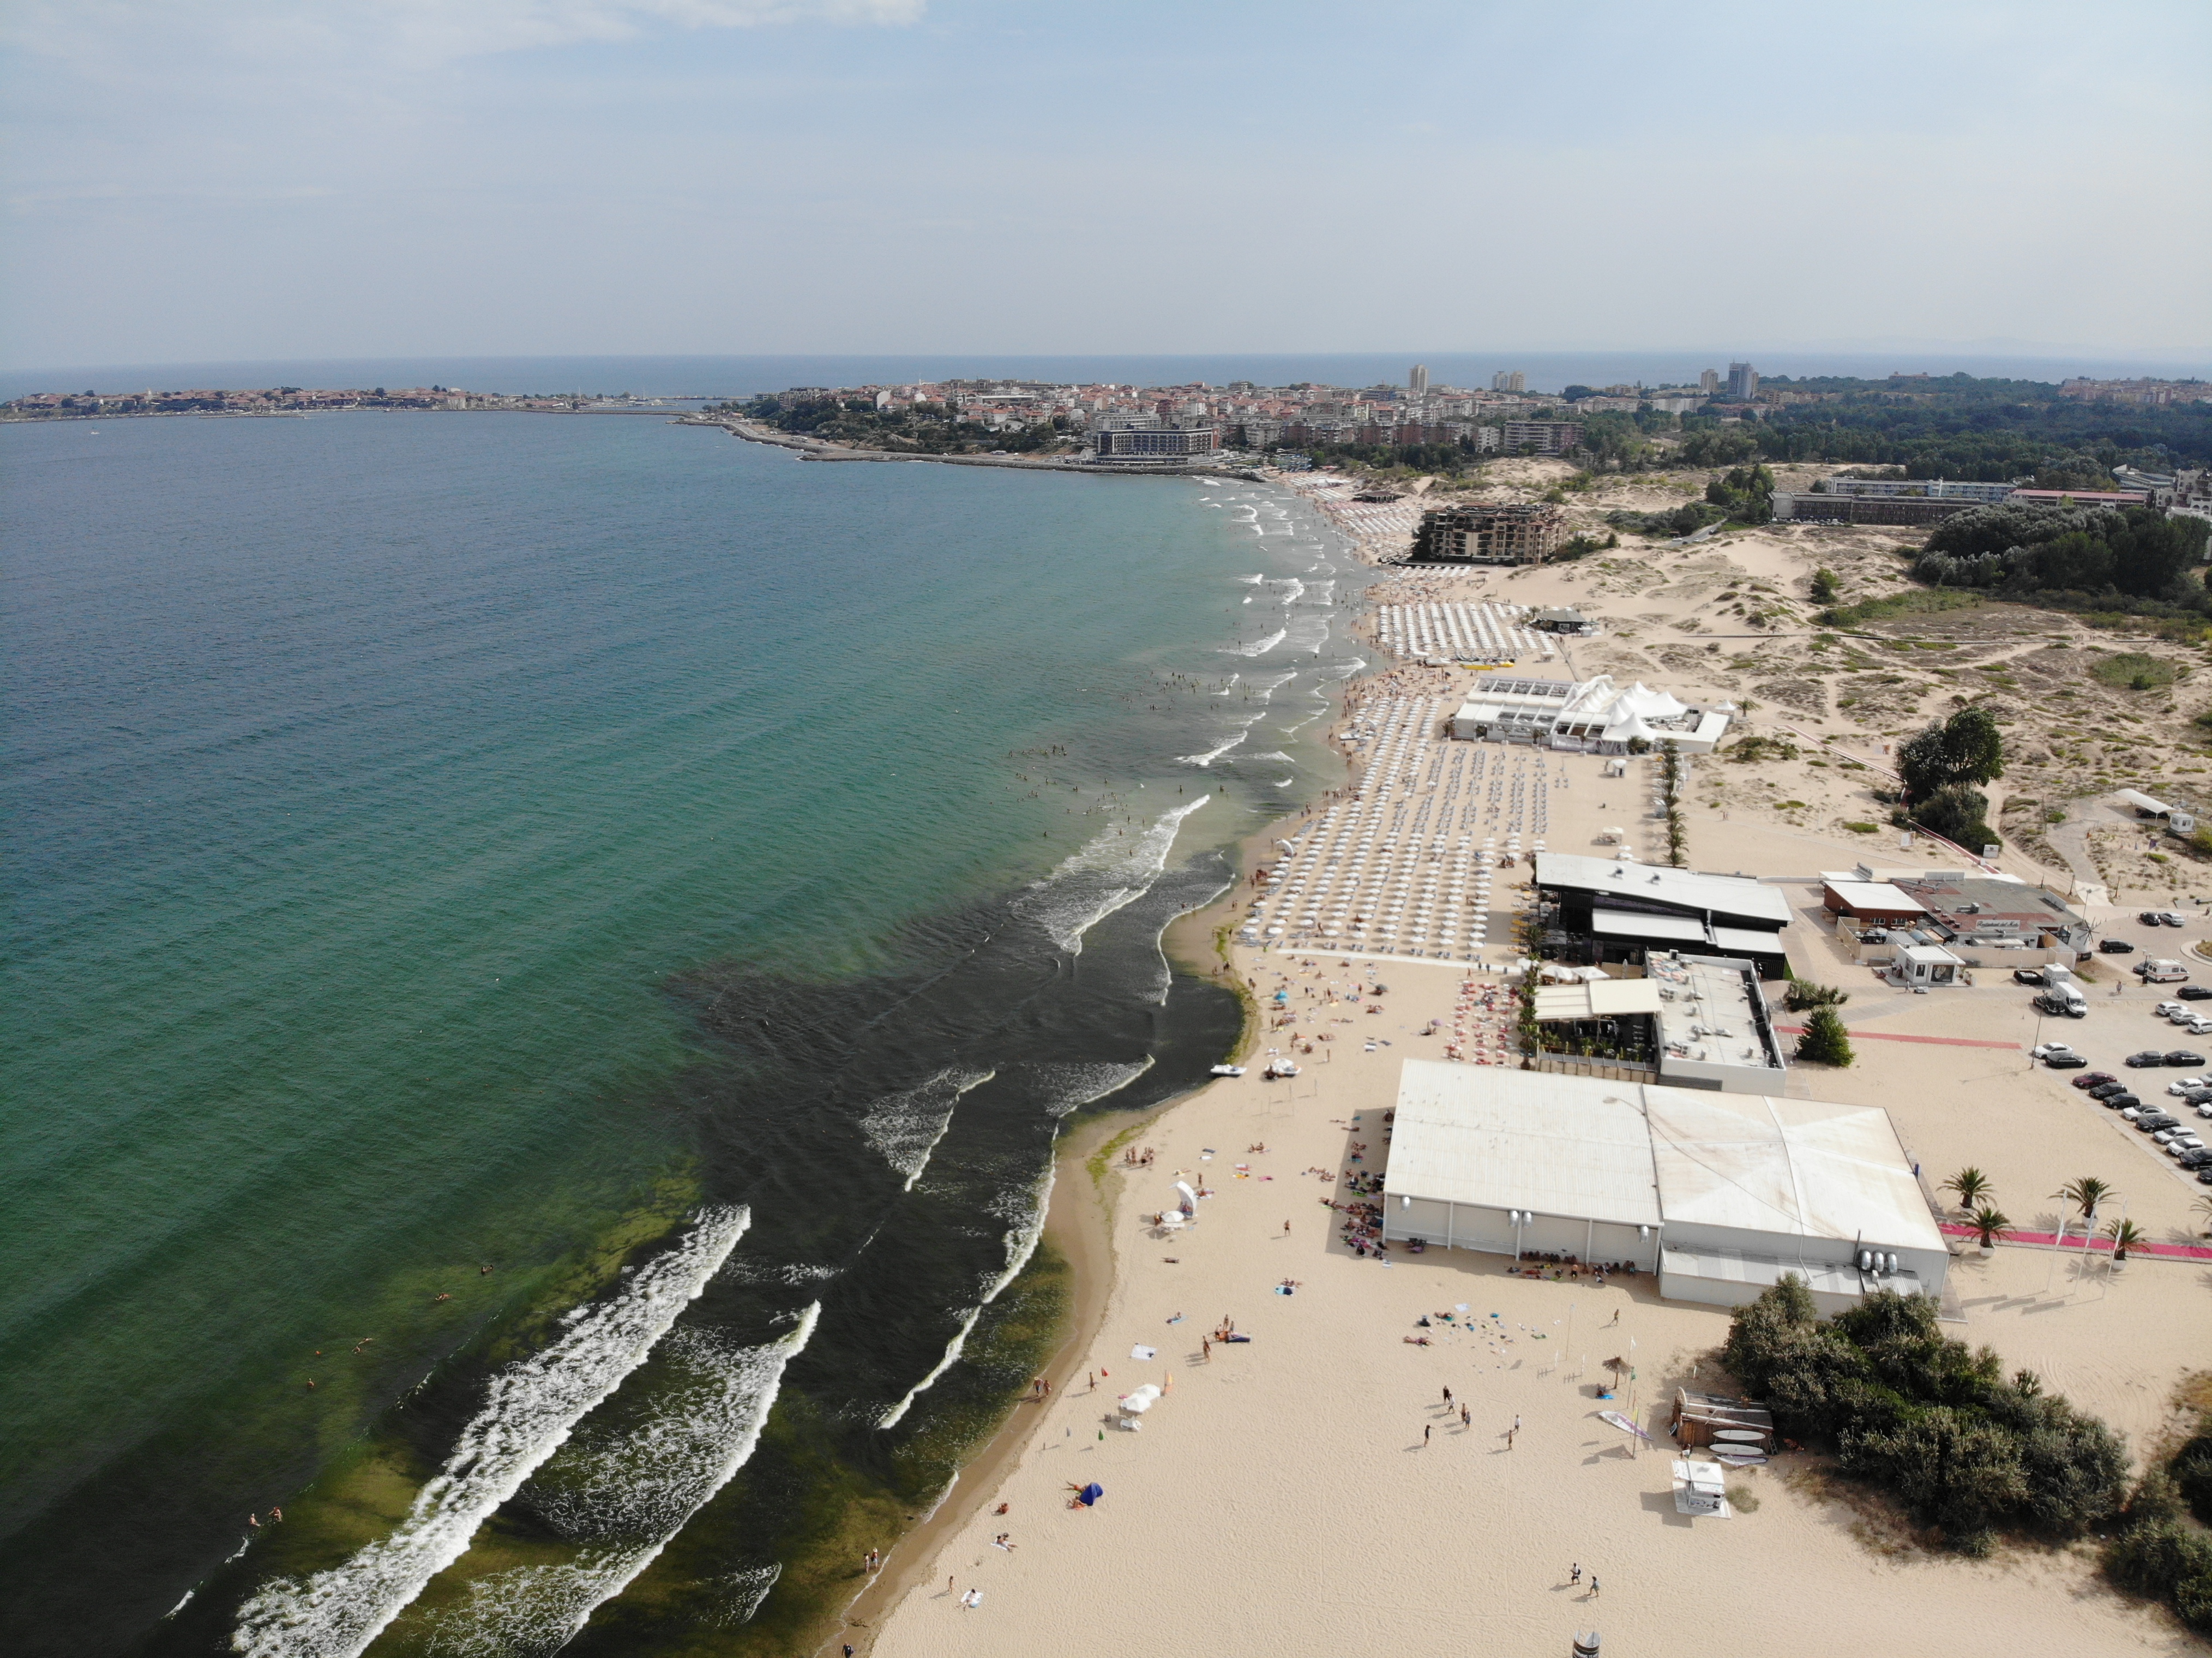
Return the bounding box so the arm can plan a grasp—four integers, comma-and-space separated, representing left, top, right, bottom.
0, 390, 1375, 1655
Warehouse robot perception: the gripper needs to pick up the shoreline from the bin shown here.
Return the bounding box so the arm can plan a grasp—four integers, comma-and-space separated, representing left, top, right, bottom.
835, 476, 1395, 1652
682, 413, 1265, 481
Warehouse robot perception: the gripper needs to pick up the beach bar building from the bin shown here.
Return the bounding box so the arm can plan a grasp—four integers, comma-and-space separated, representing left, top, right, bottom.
1380, 1061, 1949, 1313
1535, 852, 1792, 978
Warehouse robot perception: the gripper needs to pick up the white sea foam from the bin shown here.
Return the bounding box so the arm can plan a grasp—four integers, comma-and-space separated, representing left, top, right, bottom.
1274, 578, 1305, 605
1281, 616, 1332, 654
877, 1163, 1056, 1429
407, 1308, 821, 1658
859, 1070, 994, 1191
1212, 673, 1239, 695
1302, 580, 1337, 605
1235, 572, 1264, 584
1015, 796, 1210, 953
1177, 720, 1256, 766
1221, 628, 1287, 658
1273, 777, 1295, 787
1027, 1058, 1153, 1117
1240, 750, 1294, 764
231, 1207, 751, 1658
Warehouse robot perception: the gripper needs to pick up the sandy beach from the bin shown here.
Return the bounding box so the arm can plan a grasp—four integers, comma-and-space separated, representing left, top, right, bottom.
856, 472, 2212, 1656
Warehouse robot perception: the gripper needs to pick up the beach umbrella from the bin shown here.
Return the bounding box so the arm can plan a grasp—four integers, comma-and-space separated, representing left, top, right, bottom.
1078, 1482, 1104, 1506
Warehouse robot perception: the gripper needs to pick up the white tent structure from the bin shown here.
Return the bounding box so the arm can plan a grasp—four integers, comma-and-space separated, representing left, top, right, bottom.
1449, 675, 1734, 753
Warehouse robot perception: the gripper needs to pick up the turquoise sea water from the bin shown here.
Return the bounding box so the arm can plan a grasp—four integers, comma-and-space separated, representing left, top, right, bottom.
0, 410, 1365, 1653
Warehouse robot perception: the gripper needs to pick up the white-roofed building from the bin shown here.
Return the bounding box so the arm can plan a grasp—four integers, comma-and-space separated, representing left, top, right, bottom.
1448, 674, 1734, 753
1537, 852, 1793, 978
1380, 1061, 1947, 1313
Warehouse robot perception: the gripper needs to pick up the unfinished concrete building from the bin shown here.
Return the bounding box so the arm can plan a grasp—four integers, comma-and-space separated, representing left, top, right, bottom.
1411, 501, 1566, 564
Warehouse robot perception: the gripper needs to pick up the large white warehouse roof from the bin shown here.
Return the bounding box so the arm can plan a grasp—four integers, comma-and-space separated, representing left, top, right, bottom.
1388, 1060, 1941, 1255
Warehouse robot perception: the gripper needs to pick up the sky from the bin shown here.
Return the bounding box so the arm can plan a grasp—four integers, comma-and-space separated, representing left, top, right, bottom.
4, 0, 2209, 374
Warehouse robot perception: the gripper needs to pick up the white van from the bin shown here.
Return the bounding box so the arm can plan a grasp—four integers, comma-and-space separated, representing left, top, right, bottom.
2139, 959, 2191, 984
2036, 986, 2088, 1018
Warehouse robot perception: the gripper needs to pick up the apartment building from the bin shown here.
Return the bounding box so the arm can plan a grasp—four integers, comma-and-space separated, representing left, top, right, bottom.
1412, 502, 1567, 564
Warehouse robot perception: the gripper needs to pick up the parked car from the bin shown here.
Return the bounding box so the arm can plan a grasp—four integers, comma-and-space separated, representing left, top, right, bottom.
2158, 911, 2190, 927
2197, 1168, 2212, 1184
2043, 1053, 2089, 1069
2167, 1077, 2209, 1096
2178, 1147, 2212, 1168
2031, 1042, 2078, 1060
2073, 1071, 2118, 1090
2125, 1051, 2168, 1067
2090, 1080, 2132, 1097
2167, 1050, 2207, 1066
2013, 967, 2046, 986
2138, 1114, 2179, 1133
2139, 911, 2167, 926
2180, 984, 2212, 1000
2101, 939, 2138, 954
2107, 1094, 2142, 1111
2155, 1001, 2190, 1018
2166, 1137, 2207, 1157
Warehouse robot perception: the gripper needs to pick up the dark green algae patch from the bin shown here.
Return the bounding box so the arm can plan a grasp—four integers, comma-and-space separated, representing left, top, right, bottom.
567, 1235, 1073, 1657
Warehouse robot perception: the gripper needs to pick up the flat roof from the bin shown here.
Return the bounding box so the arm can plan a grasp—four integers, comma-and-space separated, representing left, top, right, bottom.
1388, 1064, 1941, 1254
1649, 953, 1786, 1071
1644, 1091, 1944, 1254
1532, 979, 1666, 1020
1823, 880, 1928, 914
1388, 1061, 1663, 1228
1538, 852, 1794, 928
1592, 908, 1709, 942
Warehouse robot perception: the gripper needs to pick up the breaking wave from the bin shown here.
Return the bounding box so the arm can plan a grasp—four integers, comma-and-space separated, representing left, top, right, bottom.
859, 1070, 995, 1190
1026, 1058, 1154, 1118
408, 1307, 821, 1658
1221, 628, 1287, 657
230, 1208, 750, 1658
1013, 796, 1210, 953
878, 1162, 1058, 1431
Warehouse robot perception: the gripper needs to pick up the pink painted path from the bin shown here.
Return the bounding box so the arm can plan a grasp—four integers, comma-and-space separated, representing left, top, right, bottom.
1938, 1221, 2212, 1262
1775, 1025, 2020, 1050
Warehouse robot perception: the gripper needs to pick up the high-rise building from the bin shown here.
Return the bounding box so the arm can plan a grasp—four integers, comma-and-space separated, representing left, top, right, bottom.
1492, 369, 1526, 393
1726, 362, 1759, 400
1699, 369, 1721, 395
1409, 364, 1429, 396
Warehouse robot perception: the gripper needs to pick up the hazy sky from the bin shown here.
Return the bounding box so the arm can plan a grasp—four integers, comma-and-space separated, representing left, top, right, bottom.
5, 1, 2208, 372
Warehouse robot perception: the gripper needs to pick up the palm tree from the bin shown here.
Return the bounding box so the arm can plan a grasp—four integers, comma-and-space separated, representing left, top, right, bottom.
1969, 1204, 2010, 1249
2105, 1217, 2145, 1263
1943, 1167, 1992, 1212
2057, 1176, 2114, 1221
2194, 1193, 2212, 1238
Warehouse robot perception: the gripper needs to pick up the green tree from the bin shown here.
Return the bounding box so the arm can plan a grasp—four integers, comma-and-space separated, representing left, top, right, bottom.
1795, 1006, 1854, 1066
1705, 462, 1776, 524
1969, 1204, 2010, 1248
2057, 1176, 2114, 1221
2104, 1217, 2144, 1261
1943, 1167, 1992, 1210
1914, 784, 1997, 851
1897, 706, 2006, 801
1810, 566, 1840, 603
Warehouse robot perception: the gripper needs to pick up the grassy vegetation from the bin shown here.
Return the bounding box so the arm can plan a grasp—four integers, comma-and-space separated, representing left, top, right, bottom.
2090, 652, 2182, 690
1824, 589, 1984, 628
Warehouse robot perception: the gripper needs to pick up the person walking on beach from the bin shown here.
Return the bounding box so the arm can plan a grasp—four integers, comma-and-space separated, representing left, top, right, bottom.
1506, 1427, 1516, 1450
1423, 1423, 1432, 1445
1570, 1563, 1580, 1585
1589, 1575, 1600, 1599
1460, 1403, 1470, 1427
1442, 1385, 1453, 1407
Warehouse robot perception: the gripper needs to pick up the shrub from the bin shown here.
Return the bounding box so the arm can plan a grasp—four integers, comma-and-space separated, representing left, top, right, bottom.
1795, 1006, 1854, 1066
1784, 981, 1850, 1013
1725, 734, 1799, 764
1842, 820, 1879, 833
1725, 1282, 2131, 1551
